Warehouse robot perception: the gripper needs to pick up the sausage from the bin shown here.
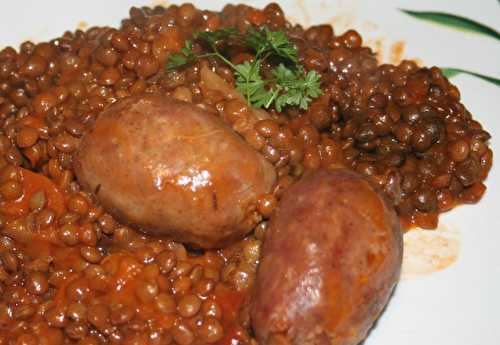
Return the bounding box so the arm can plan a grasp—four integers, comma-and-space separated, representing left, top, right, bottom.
74, 94, 276, 249
251, 169, 403, 345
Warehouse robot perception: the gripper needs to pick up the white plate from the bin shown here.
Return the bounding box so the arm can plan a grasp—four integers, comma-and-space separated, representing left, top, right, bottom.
1, 1, 499, 344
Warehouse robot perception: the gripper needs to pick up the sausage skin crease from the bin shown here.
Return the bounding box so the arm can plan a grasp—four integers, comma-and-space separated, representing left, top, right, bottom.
251, 169, 403, 345
74, 94, 276, 249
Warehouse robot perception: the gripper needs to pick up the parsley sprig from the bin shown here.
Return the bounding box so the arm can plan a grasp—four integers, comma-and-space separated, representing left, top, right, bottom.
165, 40, 197, 70
244, 26, 299, 65
166, 26, 322, 112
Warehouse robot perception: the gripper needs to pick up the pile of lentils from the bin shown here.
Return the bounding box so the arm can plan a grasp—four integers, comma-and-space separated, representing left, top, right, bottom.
0, 2, 492, 344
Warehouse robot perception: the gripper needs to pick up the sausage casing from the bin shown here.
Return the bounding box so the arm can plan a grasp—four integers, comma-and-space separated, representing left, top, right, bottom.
251, 169, 403, 345
75, 94, 276, 249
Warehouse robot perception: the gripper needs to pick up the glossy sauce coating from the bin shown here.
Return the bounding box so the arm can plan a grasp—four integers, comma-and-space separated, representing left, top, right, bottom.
75, 94, 276, 248
252, 169, 403, 345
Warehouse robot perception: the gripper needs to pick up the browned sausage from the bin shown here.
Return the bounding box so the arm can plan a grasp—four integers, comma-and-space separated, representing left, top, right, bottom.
74, 94, 276, 249
251, 169, 403, 345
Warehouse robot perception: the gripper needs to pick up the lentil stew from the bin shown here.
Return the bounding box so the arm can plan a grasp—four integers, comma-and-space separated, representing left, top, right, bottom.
0, 2, 492, 344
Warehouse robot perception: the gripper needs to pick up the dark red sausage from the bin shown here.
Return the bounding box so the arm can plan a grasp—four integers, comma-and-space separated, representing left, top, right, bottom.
251, 169, 403, 345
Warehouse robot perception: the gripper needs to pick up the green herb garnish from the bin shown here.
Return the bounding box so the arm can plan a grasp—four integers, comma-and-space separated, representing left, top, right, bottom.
272, 64, 322, 111
244, 26, 299, 64
194, 27, 239, 46
166, 26, 322, 111
165, 40, 197, 70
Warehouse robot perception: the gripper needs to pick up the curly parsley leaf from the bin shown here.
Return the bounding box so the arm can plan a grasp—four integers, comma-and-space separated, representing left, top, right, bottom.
245, 26, 298, 64
233, 63, 322, 112
234, 61, 277, 109
166, 40, 197, 71
194, 28, 239, 47
271, 64, 322, 112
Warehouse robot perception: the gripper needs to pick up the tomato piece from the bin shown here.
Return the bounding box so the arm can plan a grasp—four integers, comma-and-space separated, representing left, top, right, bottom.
0, 168, 65, 218
213, 284, 249, 345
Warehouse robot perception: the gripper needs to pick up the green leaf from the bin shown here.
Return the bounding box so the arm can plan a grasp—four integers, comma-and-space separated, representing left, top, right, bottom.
441, 67, 500, 86
234, 61, 271, 107
244, 26, 267, 53
165, 40, 196, 70
400, 9, 500, 41
245, 26, 298, 64
441, 68, 462, 79
271, 64, 322, 112
194, 28, 239, 46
